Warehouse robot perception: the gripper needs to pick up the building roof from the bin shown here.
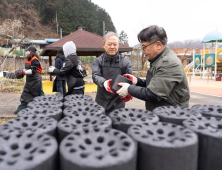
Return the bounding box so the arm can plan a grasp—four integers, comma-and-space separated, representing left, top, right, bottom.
23, 40, 49, 45
40, 28, 133, 56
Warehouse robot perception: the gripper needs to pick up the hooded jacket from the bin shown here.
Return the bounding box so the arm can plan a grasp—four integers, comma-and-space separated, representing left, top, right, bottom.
55, 54, 66, 80
53, 41, 84, 93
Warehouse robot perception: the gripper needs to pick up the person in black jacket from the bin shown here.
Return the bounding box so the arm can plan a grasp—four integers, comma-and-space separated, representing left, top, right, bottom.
14, 46, 44, 114
48, 41, 85, 95
92, 31, 133, 114
54, 48, 66, 95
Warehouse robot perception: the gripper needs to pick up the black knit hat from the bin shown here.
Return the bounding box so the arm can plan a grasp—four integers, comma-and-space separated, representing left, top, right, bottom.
25, 46, 37, 52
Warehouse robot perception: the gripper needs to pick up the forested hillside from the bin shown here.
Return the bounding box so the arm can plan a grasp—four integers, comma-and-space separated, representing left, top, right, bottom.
0, 0, 116, 39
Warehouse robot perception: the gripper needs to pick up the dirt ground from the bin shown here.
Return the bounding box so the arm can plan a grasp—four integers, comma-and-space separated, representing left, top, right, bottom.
0, 117, 14, 125
1, 90, 222, 119
0, 92, 146, 125
0, 92, 145, 118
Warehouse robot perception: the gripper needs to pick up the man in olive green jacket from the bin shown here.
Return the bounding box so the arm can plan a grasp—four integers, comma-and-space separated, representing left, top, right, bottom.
117, 25, 190, 111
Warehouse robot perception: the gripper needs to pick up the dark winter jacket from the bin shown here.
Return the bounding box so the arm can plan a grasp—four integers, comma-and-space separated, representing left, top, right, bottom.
20, 57, 42, 103
92, 52, 132, 113
53, 54, 85, 93
92, 53, 132, 87
55, 55, 66, 80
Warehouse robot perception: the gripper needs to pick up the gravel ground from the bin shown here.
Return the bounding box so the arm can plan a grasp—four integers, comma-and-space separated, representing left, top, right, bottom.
0, 91, 222, 118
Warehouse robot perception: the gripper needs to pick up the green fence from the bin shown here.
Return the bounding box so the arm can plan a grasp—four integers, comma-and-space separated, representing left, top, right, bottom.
79, 56, 96, 63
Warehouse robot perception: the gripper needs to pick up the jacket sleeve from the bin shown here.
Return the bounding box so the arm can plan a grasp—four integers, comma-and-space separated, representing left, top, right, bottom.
53, 59, 73, 77
148, 63, 183, 100
30, 59, 40, 74
122, 59, 133, 74
55, 58, 62, 70
128, 84, 158, 102
92, 57, 106, 87
136, 77, 146, 87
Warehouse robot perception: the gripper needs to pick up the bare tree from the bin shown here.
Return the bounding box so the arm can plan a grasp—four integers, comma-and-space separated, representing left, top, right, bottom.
119, 30, 129, 46
168, 39, 204, 65
167, 41, 184, 54
0, 19, 24, 40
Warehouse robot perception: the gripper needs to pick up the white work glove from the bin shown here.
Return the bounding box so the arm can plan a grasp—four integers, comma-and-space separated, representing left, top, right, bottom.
123, 74, 138, 85
48, 66, 55, 73
22, 69, 32, 75
116, 83, 130, 97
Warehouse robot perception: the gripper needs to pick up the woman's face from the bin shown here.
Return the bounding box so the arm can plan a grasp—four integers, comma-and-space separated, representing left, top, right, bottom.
25, 51, 29, 57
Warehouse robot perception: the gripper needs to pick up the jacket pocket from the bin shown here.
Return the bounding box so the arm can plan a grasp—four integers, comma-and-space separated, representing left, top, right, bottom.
172, 88, 190, 103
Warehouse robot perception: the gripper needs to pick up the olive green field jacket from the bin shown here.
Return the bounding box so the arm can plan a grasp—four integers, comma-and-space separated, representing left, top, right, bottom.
148, 47, 190, 108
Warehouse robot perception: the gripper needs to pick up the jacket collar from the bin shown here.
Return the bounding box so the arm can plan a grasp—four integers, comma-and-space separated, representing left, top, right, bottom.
150, 47, 170, 67
104, 52, 121, 62
149, 48, 165, 64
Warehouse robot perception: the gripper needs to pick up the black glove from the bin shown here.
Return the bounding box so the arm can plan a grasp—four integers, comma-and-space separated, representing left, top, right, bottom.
15, 70, 24, 79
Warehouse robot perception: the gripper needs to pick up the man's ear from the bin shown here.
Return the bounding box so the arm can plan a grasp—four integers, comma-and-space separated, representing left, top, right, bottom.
156, 41, 162, 50
103, 44, 105, 49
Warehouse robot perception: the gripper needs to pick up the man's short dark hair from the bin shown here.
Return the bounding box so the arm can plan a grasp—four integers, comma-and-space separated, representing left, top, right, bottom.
138, 25, 168, 45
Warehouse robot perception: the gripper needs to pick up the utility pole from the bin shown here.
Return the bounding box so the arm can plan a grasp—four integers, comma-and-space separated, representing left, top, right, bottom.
56, 12, 59, 37
60, 28, 62, 39
103, 21, 105, 36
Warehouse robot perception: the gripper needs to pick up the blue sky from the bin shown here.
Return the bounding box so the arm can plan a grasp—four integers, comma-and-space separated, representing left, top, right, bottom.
91, 0, 222, 46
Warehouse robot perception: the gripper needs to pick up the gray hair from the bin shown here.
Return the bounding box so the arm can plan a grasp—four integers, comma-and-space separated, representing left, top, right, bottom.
103, 31, 119, 44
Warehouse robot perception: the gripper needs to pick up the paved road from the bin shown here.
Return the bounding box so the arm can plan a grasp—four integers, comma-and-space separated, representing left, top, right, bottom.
0, 92, 221, 118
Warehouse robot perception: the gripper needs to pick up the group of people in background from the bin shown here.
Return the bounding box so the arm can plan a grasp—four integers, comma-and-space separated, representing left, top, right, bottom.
14, 25, 190, 115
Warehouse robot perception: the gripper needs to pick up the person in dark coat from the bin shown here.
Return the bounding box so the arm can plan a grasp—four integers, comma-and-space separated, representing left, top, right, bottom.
48, 41, 85, 95
92, 31, 133, 114
14, 46, 44, 114
54, 48, 66, 95
117, 25, 190, 111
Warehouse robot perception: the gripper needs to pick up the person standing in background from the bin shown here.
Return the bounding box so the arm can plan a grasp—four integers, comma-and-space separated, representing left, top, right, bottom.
48, 41, 85, 95
54, 48, 67, 96
14, 46, 44, 114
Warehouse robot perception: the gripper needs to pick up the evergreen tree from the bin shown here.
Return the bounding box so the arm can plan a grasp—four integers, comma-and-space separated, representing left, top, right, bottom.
4, 0, 116, 36
119, 30, 128, 45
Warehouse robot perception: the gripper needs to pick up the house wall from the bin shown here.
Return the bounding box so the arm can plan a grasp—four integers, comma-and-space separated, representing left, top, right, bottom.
34, 44, 41, 51
0, 56, 50, 74
11, 44, 21, 51
171, 48, 212, 54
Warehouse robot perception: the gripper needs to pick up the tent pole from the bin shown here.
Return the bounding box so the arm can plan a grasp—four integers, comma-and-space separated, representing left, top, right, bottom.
215, 40, 218, 80
203, 43, 205, 79
193, 49, 195, 78
49, 55, 52, 81
137, 48, 139, 77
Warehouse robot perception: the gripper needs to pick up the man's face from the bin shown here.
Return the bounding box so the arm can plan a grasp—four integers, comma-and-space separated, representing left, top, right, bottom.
103, 35, 119, 57
141, 41, 160, 61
